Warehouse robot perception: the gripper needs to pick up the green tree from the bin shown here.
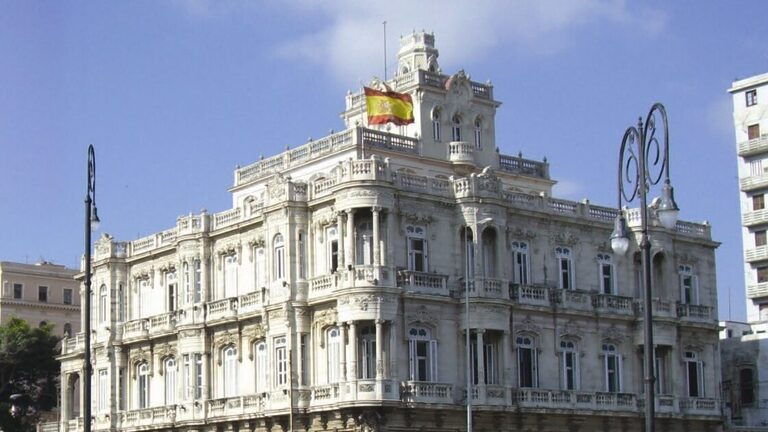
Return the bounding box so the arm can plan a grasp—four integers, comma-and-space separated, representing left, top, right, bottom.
0, 317, 60, 432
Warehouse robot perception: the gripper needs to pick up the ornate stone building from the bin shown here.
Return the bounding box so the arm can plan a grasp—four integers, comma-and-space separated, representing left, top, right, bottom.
58, 32, 721, 432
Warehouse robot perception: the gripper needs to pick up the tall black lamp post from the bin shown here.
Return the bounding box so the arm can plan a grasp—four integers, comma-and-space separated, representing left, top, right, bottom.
84, 145, 100, 432
609, 103, 679, 432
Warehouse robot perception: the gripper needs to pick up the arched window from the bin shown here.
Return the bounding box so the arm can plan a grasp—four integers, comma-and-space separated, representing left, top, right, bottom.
517, 336, 538, 388
473, 117, 482, 149
275, 337, 288, 386
193, 259, 202, 303
327, 327, 341, 383
117, 283, 125, 321
164, 357, 176, 404
139, 279, 151, 318
327, 227, 339, 273
99, 284, 108, 323
274, 234, 285, 280
451, 114, 462, 141
166, 270, 177, 311
560, 340, 579, 390
408, 327, 437, 382
137, 362, 150, 408
223, 346, 238, 397
183, 262, 190, 303
462, 228, 475, 279
679, 265, 698, 304
431, 108, 441, 141
602, 343, 622, 392
254, 341, 267, 393
481, 228, 497, 277
254, 247, 266, 288
359, 326, 376, 379
63, 323, 72, 337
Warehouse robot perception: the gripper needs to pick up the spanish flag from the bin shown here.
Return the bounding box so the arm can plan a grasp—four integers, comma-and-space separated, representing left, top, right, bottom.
364, 87, 414, 126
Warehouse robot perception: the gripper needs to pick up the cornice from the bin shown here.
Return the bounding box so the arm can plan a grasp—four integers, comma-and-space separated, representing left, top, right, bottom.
0, 299, 81, 312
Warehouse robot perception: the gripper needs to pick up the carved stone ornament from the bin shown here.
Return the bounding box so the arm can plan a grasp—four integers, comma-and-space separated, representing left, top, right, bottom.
509, 227, 536, 241
445, 69, 471, 101
559, 320, 583, 340
675, 253, 699, 265
515, 316, 542, 336
552, 231, 579, 247
406, 305, 438, 327
129, 348, 153, 378
214, 330, 240, 364
159, 262, 176, 273
248, 236, 266, 249
602, 325, 625, 344
399, 209, 433, 225
216, 242, 240, 257
314, 208, 338, 229
155, 343, 178, 375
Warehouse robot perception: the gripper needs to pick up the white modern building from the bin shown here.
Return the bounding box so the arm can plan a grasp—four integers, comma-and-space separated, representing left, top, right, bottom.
722, 72, 768, 429
58, 32, 722, 432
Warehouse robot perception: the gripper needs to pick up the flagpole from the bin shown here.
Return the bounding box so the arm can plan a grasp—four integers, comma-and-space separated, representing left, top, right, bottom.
383, 21, 387, 81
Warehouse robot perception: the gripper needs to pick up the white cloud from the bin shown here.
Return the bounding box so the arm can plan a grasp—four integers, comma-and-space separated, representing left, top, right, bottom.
275, 0, 667, 85
552, 178, 585, 200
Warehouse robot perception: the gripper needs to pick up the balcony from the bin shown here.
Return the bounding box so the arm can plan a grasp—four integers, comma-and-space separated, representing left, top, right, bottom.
398, 270, 449, 296
238, 290, 265, 315
400, 381, 454, 404
122, 318, 148, 340
148, 311, 177, 335
120, 406, 177, 429
741, 174, 768, 192
742, 208, 768, 227
308, 273, 341, 300
634, 298, 676, 319
511, 284, 551, 307
206, 298, 238, 322
552, 289, 592, 312
448, 141, 475, 164
676, 303, 713, 323
678, 397, 720, 416
512, 389, 636, 412
738, 134, 768, 157
746, 245, 768, 263
591, 294, 634, 316
462, 277, 508, 300
62, 332, 85, 355
747, 282, 768, 299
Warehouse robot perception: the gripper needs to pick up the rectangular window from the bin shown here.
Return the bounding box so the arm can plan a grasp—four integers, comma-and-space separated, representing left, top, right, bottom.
740, 368, 755, 405
407, 237, 428, 272
756, 230, 767, 247
758, 266, 768, 283
13, 283, 22, 300
681, 274, 694, 303
194, 354, 203, 399
224, 255, 238, 298
512, 243, 529, 285
194, 260, 202, 303
517, 344, 537, 387
749, 123, 761, 140
275, 338, 288, 386
300, 334, 309, 386
685, 352, 704, 397
754, 194, 765, 211
484, 342, 498, 385
563, 351, 577, 390
679, 265, 698, 304
600, 262, 613, 294
432, 119, 440, 141
751, 159, 764, 176
655, 351, 665, 394
118, 367, 126, 410
62, 288, 72, 305
168, 282, 177, 312
747, 89, 758, 107
559, 259, 572, 289
360, 335, 377, 379
605, 354, 621, 392
409, 339, 437, 381
452, 124, 461, 141
474, 127, 481, 149
38, 286, 48, 302
183, 354, 192, 400
98, 369, 108, 412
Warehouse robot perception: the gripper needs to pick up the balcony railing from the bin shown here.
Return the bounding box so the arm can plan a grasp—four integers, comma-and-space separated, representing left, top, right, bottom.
513, 389, 636, 412
676, 303, 713, 322
206, 298, 238, 321
448, 141, 475, 164
400, 381, 453, 404
591, 293, 634, 315
634, 298, 675, 319
742, 208, 768, 226
678, 397, 720, 415
746, 245, 768, 263
62, 332, 86, 354
747, 282, 768, 299
398, 270, 449, 296
738, 134, 768, 156
512, 284, 551, 307
741, 174, 768, 192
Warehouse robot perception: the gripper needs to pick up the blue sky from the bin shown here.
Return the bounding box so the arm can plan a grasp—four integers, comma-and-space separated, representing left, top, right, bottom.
0, 1, 764, 321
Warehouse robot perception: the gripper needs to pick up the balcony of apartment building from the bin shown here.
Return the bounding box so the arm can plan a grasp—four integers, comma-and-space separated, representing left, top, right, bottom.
740, 174, 768, 192
509, 284, 636, 317
747, 281, 768, 299
742, 207, 768, 227
745, 245, 768, 263
738, 134, 768, 157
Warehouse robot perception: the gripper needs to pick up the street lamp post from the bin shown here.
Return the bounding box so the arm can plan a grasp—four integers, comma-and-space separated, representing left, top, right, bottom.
609, 103, 679, 432
84, 145, 100, 432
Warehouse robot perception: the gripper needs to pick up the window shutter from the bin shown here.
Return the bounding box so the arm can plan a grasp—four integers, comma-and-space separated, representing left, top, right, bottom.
408, 340, 416, 381
693, 275, 700, 305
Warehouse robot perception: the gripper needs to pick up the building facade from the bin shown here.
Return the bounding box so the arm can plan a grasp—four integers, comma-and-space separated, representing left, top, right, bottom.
59, 33, 722, 432
0, 260, 80, 337
721, 73, 768, 430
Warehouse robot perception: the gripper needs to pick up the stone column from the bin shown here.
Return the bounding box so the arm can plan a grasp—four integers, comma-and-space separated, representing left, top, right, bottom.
375, 320, 384, 380
386, 211, 396, 266
476, 329, 486, 387
201, 255, 209, 303
61, 374, 70, 423
337, 212, 345, 273
372, 207, 381, 266
345, 209, 355, 268
502, 331, 511, 386
389, 320, 398, 381
339, 323, 347, 381
348, 321, 358, 380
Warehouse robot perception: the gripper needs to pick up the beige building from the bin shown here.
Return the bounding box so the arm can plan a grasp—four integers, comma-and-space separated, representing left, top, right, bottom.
58, 32, 722, 432
0, 260, 80, 337
721, 72, 768, 431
